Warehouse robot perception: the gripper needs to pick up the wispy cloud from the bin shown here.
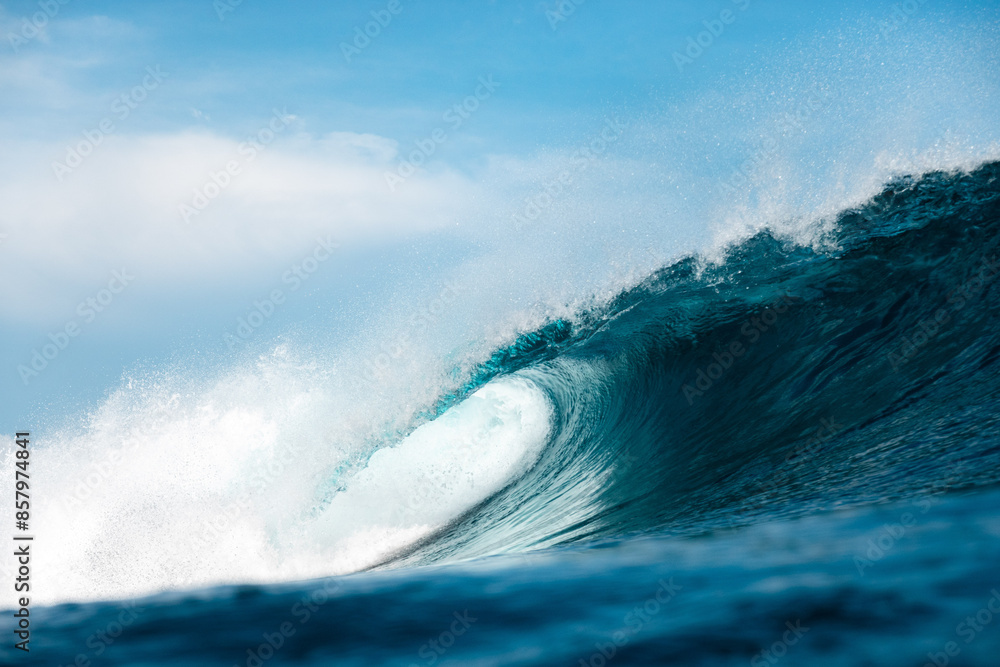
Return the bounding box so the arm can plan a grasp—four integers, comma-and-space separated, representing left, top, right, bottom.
0, 126, 480, 324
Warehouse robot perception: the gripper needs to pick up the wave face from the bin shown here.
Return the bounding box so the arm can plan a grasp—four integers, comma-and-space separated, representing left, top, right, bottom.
7, 163, 1000, 666
396, 160, 1000, 564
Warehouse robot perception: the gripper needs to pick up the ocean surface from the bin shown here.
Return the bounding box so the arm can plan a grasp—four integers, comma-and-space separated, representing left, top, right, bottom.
6, 162, 1000, 665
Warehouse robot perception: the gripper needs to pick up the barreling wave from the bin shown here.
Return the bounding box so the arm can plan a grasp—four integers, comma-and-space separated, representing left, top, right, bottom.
391, 160, 1000, 565
22, 161, 1000, 604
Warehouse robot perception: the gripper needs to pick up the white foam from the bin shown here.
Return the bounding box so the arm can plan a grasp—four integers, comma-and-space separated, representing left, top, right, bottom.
14, 371, 551, 604
285, 376, 554, 578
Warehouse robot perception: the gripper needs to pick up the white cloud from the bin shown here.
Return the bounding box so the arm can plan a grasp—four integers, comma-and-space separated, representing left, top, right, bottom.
0, 127, 480, 324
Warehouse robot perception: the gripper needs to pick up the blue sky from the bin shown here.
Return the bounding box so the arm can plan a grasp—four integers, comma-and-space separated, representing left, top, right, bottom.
2, 1, 776, 151
2, 0, 1000, 426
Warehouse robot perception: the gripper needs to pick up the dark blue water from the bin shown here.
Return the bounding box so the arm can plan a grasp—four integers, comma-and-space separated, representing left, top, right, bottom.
8, 162, 1000, 666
